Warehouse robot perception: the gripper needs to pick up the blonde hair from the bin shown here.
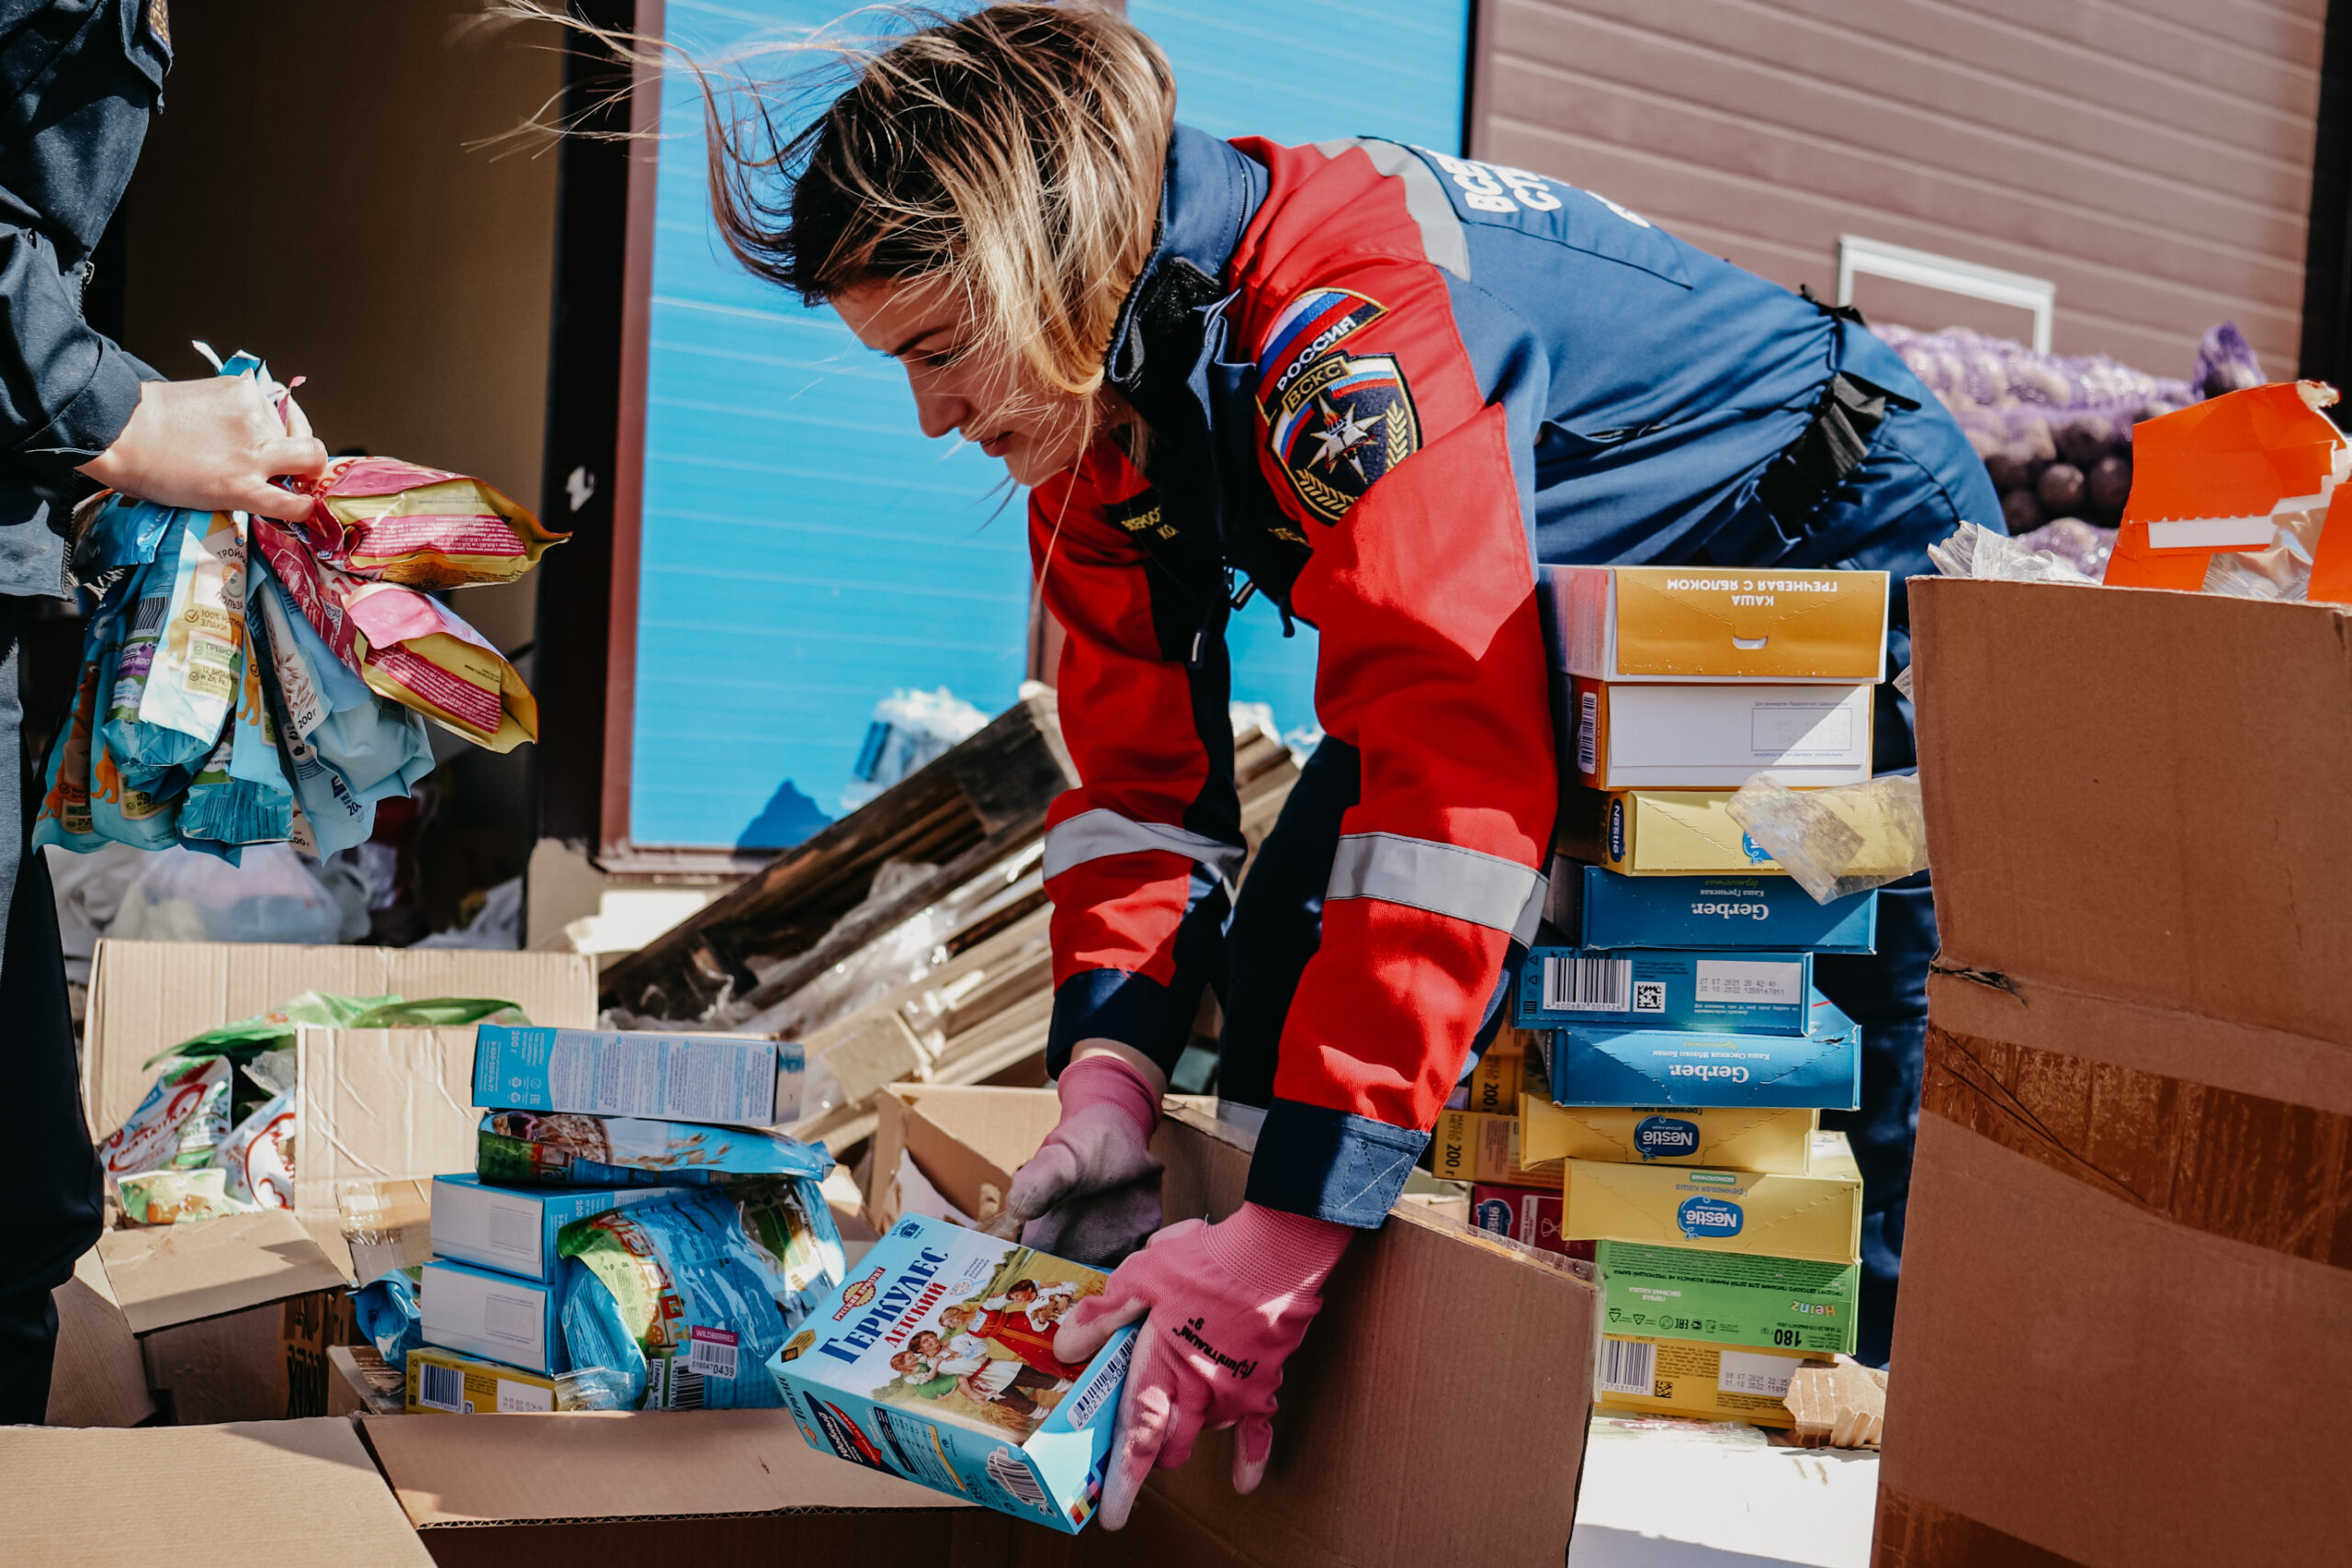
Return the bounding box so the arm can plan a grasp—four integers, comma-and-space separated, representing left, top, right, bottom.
708, 4, 1176, 401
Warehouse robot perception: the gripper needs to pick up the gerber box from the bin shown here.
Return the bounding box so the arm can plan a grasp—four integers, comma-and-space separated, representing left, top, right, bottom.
1878, 580, 2352, 1566
768, 1213, 1137, 1534
1547, 995, 1861, 1110
1518, 946, 1813, 1032
1554, 860, 1881, 953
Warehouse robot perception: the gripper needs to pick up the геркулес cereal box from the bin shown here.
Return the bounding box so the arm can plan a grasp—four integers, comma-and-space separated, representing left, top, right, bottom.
767, 1214, 1136, 1533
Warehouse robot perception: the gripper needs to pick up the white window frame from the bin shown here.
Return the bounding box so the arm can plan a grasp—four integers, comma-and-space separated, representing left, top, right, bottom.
1837, 235, 2057, 354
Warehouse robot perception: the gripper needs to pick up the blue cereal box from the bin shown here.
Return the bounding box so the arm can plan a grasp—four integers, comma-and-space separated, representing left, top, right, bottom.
768, 1214, 1136, 1534
1548, 993, 1862, 1111
475, 1111, 831, 1189
429, 1174, 687, 1282
1570, 864, 1878, 953
472, 1023, 800, 1127
1517, 947, 1813, 1033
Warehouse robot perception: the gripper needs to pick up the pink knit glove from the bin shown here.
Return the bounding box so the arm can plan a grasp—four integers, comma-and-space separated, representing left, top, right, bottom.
1052, 1201, 1352, 1529
982, 1055, 1164, 1267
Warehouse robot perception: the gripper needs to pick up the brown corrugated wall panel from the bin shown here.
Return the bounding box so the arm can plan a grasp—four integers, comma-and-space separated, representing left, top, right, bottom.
1475, 0, 2326, 378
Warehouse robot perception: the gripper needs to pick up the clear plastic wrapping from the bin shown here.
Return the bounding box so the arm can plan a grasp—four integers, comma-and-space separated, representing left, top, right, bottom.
1725, 775, 1930, 905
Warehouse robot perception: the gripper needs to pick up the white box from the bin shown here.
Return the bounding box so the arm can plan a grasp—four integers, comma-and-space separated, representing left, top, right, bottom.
1569, 679, 1874, 789
419, 1260, 562, 1375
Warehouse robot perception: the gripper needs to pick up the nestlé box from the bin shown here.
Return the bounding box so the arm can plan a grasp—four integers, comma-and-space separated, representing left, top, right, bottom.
1560, 1152, 1863, 1265
1519, 1097, 1816, 1174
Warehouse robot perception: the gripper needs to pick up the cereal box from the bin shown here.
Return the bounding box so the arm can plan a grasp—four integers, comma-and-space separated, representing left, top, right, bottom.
1518, 1098, 1816, 1174
1595, 1240, 1859, 1356
1547, 993, 1861, 1111
404, 1345, 560, 1415
1564, 862, 1879, 953
471, 1023, 799, 1127
768, 1214, 1136, 1534
1517, 947, 1814, 1033
1467, 1183, 1590, 1261
1592, 1334, 1825, 1427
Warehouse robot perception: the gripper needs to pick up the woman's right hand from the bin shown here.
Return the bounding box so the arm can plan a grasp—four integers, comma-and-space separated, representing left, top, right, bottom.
983, 1046, 1165, 1267
77, 375, 329, 522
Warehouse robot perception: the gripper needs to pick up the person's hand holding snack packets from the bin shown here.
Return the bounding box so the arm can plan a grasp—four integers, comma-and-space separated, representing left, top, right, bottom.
1050, 1201, 1351, 1529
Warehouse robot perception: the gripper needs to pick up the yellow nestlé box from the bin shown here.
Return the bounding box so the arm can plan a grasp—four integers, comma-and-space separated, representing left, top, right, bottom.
1545, 565, 1889, 682
1519, 1097, 1816, 1174
1560, 1145, 1863, 1265
1589, 788, 1785, 876
1593, 1335, 1825, 1427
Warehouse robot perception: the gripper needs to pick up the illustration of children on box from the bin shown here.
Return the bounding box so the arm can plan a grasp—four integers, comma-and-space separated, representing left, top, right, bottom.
875, 1249, 1102, 1440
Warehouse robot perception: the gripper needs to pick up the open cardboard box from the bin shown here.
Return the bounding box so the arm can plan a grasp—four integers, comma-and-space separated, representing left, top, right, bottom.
83, 941, 596, 1269
869, 1084, 1600, 1565
0, 1418, 435, 1567
1878, 579, 2352, 1565
355, 1088, 1596, 1566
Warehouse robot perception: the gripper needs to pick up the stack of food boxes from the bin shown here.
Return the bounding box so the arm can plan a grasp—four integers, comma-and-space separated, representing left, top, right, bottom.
1505, 565, 1885, 1427
401, 1023, 825, 1415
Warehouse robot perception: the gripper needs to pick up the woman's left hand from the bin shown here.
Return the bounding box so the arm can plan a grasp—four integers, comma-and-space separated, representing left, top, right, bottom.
1051, 1201, 1353, 1529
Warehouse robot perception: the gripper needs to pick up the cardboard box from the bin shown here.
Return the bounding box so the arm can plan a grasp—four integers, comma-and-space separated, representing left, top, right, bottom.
1579, 788, 1785, 875
1463, 1044, 1524, 1112
768, 1213, 1138, 1533
1873, 579, 2352, 1565
1431, 1109, 1563, 1190
1566, 676, 1874, 788
430, 1172, 685, 1281
406, 1343, 561, 1414
1467, 1183, 1589, 1260
330, 1341, 409, 1416
1520, 1097, 1817, 1174
1595, 1239, 1859, 1355
1593, 1335, 1822, 1427
1560, 1154, 1864, 1265
96, 1207, 356, 1423
1547, 993, 1861, 1110
1518, 946, 1814, 1033
420, 1258, 564, 1375
471, 1022, 797, 1127
1542, 564, 1889, 682
869, 1084, 1600, 1565
84, 938, 597, 1141
0, 1419, 435, 1567
1556, 860, 1880, 953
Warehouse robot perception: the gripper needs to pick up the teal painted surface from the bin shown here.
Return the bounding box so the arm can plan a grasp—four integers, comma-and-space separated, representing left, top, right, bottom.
630, 0, 1470, 847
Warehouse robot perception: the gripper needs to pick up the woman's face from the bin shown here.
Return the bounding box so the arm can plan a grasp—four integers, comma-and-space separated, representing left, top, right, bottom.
834, 276, 1102, 487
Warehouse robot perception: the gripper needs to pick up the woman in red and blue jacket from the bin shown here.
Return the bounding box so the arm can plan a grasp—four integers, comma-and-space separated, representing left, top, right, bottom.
713, 4, 1996, 1526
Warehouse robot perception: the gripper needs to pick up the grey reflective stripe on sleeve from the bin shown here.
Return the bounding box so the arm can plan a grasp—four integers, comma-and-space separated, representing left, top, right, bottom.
1042, 807, 1249, 886
1326, 832, 1546, 942
1310, 138, 1471, 281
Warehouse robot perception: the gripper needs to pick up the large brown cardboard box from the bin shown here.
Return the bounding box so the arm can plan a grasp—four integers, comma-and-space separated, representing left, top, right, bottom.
84, 942, 597, 1265
44, 1247, 155, 1427
1876, 579, 2352, 1564
0, 1418, 433, 1566
95, 1207, 357, 1424
872, 1084, 1600, 1566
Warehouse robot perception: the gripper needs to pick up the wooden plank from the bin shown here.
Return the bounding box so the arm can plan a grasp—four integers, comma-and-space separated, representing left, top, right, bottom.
598, 691, 1073, 1019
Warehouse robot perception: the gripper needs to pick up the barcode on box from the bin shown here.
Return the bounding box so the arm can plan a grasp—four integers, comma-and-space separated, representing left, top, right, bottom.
686, 1325, 739, 1379
1544, 954, 1632, 1012
986, 1448, 1049, 1508
668, 1361, 707, 1410
1577, 690, 1600, 774
1597, 1338, 1657, 1396
418, 1362, 467, 1413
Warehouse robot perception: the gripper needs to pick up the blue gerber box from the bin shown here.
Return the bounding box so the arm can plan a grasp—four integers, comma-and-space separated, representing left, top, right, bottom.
429, 1174, 687, 1282
1547, 991, 1862, 1111
1517, 947, 1814, 1034
768, 1214, 1136, 1534
1572, 864, 1878, 953
473, 1023, 798, 1127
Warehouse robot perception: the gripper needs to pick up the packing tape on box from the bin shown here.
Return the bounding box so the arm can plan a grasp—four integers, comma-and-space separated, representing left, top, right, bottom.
1922, 1024, 2352, 1270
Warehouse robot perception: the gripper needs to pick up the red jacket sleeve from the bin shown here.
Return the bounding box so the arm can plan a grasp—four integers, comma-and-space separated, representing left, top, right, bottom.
1237, 230, 1559, 1219
1030, 444, 1243, 1074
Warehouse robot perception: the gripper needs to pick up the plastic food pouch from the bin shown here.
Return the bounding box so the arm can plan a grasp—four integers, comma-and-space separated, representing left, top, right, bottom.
301, 456, 563, 589
118, 1167, 251, 1225
178, 644, 294, 845
263, 569, 433, 800
245, 570, 382, 854
89, 595, 184, 851
31, 597, 117, 852
101, 545, 213, 796
1726, 774, 1931, 905
557, 1189, 792, 1410
73, 491, 186, 578
727, 1176, 848, 1330
354, 1266, 425, 1371
101, 1055, 233, 1179
215, 1087, 295, 1208
140, 507, 246, 742
477, 1111, 833, 1190
252, 519, 534, 752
